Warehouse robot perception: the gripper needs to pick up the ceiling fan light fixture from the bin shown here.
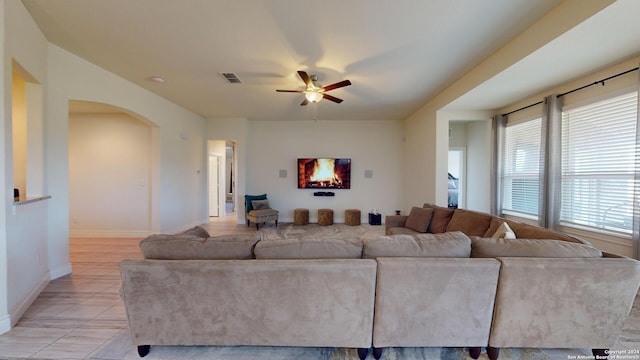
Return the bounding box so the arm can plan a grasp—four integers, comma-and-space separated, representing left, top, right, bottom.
305, 91, 323, 103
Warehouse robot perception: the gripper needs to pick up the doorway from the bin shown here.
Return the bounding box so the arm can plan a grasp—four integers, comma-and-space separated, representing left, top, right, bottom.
448, 148, 465, 208
208, 155, 221, 217
225, 142, 235, 214
208, 140, 236, 218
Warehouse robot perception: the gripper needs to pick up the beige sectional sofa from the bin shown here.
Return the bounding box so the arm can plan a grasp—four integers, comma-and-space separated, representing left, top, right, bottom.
119, 204, 640, 360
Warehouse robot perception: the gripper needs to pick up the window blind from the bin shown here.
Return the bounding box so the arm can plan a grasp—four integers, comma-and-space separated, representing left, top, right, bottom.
560, 91, 639, 235
502, 118, 542, 217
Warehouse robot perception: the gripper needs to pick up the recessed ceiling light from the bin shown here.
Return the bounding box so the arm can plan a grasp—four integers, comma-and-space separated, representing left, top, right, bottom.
150, 76, 165, 83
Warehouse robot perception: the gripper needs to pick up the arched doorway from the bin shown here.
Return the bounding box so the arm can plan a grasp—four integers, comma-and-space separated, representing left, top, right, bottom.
68, 100, 160, 237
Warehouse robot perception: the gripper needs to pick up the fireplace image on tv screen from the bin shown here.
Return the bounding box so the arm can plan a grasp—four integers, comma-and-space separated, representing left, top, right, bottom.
298, 158, 351, 189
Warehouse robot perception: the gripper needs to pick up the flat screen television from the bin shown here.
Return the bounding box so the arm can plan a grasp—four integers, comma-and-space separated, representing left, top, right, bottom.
298, 158, 351, 189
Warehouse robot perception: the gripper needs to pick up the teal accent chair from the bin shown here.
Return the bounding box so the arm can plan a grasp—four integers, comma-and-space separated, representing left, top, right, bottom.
245, 194, 279, 230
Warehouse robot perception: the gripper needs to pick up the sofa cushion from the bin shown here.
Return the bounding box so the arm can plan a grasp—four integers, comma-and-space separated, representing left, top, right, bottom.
175, 225, 210, 238
254, 238, 363, 259
404, 207, 433, 233
470, 237, 602, 258
446, 209, 493, 237
387, 227, 421, 235
423, 204, 455, 234
507, 221, 583, 243
140, 234, 259, 260
363, 231, 471, 258
491, 222, 516, 239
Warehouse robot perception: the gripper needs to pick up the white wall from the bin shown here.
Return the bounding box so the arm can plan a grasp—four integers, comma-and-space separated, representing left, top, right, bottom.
246, 120, 404, 222
68, 113, 152, 237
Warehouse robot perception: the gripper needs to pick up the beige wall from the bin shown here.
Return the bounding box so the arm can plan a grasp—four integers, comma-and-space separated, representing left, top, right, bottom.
402, 0, 613, 211
68, 112, 152, 237
1, 0, 50, 332
1, 0, 208, 334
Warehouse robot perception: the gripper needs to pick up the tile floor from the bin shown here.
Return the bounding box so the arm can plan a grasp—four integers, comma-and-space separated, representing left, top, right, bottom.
0, 210, 250, 360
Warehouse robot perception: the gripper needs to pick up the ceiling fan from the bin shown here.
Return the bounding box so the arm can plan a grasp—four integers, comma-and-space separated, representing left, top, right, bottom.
276, 70, 351, 106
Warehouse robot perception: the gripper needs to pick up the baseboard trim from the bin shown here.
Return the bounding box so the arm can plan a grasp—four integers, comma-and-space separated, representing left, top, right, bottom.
50, 263, 72, 280
9, 272, 50, 328
0, 314, 10, 335
69, 229, 151, 238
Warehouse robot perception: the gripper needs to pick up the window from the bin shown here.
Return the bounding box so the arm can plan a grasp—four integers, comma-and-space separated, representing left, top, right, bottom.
502, 117, 542, 217
560, 91, 638, 235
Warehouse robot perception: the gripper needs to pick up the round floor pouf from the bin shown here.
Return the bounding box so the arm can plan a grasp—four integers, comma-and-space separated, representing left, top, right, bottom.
318, 209, 334, 226
294, 208, 309, 225
345, 209, 361, 226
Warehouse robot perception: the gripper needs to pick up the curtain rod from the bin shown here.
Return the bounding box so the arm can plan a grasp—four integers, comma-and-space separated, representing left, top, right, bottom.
556, 66, 639, 98
502, 100, 543, 117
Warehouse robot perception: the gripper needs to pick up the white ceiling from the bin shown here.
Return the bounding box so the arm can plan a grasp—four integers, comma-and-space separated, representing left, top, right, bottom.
21, 0, 640, 121
448, 0, 640, 111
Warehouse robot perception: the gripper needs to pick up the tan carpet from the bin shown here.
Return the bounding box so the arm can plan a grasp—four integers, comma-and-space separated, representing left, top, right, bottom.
90, 330, 596, 360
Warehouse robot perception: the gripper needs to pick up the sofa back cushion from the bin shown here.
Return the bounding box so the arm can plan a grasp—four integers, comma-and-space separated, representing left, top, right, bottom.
363, 231, 471, 258
174, 225, 210, 238
483, 216, 587, 244
446, 209, 493, 237
423, 204, 455, 233
140, 234, 259, 260
404, 207, 433, 233
506, 221, 584, 243
254, 238, 363, 259
470, 237, 602, 258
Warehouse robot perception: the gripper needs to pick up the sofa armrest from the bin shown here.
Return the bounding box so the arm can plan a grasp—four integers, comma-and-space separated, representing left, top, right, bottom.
373, 258, 500, 347
120, 259, 377, 348
490, 257, 640, 349
384, 215, 408, 235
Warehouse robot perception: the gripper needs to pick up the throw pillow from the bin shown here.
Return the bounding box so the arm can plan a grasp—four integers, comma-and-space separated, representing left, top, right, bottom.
245, 194, 267, 212
491, 222, 516, 239
251, 199, 271, 210
446, 209, 493, 236
404, 207, 434, 233
428, 206, 455, 233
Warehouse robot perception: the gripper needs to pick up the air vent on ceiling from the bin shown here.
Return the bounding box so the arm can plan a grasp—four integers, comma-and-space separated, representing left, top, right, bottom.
220, 72, 242, 84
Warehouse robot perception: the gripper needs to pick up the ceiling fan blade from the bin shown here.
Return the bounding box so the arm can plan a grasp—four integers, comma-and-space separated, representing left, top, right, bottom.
322, 79, 351, 92
322, 94, 343, 103
300, 98, 309, 106
297, 71, 312, 87
276, 89, 304, 93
